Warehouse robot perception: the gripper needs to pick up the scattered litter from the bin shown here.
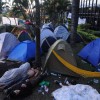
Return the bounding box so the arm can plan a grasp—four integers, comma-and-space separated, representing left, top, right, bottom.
50, 72, 62, 77
50, 73, 58, 76
39, 81, 50, 86
64, 78, 71, 85
54, 80, 63, 87
64, 78, 77, 85
38, 81, 50, 94
0, 60, 5, 63
44, 85, 49, 93
42, 92, 44, 95
81, 60, 87, 63
88, 79, 99, 84
93, 79, 99, 84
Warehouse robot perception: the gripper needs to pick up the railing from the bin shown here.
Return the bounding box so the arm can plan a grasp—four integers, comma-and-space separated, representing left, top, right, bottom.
79, 0, 100, 30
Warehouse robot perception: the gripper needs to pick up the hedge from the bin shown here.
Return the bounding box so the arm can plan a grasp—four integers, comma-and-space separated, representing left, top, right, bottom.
77, 30, 99, 41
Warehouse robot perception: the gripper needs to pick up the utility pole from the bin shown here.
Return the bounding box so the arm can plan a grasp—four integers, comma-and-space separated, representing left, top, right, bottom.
70, 0, 80, 45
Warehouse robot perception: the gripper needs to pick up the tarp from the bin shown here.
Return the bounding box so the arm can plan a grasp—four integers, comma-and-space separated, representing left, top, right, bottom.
52, 84, 100, 100
7, 40, 40, 62
67, 12, 72, 19
2, 17, 18, 25
78, 38, 100, 70
78, 17, 86, 25
0, 32, 20, 60
54, 25, 70, 41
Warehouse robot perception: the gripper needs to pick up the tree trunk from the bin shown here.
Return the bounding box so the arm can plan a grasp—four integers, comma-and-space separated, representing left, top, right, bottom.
70, 0, 80, 45
0, 0, 2, 24
35, 0, 41, 67
0, 0, 2, 13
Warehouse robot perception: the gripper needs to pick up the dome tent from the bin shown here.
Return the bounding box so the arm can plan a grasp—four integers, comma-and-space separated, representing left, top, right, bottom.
40, 23, 56, 52
44, 39, 100, 78
78, 38, 100, 71
17, 30, 32, 42
0, 32, 20, 60
7, 40, 42, 62
54, 25, 70, 41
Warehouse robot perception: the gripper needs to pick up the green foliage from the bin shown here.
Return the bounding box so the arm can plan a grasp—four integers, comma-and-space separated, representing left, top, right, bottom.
77, 24, 100, 41
43, 0, 71, 19
86, 30, 100, 36
78, 23, 91, 31
77, 30, 99, 41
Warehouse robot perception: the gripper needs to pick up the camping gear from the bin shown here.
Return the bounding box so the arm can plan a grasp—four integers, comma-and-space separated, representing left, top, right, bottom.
44, 39, 100, 78
42, 36, 56, 52
52, 84, 100, 100
25, 20, 35, 38
78, 38, 100, 71
0, 32, 20, 60
7, 40, 41, 62
41, 22, 54, 32
39, 23, 56, 52
44, 39, 79, 77
17, 30, 32, 42
54, 25, 70, 41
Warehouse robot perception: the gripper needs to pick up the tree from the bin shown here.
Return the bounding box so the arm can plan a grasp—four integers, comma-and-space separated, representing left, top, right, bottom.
43, 0, 71, 21
11, 0, 29, 19
34, 0, 41, 67
70, 0, 80, 45
0, 0, 2, 24
0, 0, 2, 13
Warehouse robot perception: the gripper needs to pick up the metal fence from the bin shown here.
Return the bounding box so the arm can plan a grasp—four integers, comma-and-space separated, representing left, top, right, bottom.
79, 0, 100, 30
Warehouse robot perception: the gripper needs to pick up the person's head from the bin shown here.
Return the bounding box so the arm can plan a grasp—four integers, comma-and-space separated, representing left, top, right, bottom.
27, 68, 39, 77
27, 68, 35, 77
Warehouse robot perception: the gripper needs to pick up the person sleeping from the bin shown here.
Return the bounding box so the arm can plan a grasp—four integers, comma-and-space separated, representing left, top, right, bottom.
0, 62, 39, 90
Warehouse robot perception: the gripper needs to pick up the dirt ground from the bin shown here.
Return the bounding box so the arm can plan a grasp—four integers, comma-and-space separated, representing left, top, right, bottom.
0, 43, 100, 100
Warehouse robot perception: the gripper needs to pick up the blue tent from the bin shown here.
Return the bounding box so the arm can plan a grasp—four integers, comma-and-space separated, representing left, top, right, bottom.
7, 40, 41, 62
18, 30, 32, 42
78, 38, 100, 70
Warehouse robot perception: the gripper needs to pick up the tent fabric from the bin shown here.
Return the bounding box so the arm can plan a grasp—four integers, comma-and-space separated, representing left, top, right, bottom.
54, 25, 70, 41
53, 50, 100, 78
17, 30, 32, 42
42, 36, 56, 52
41, 22, 54, 32
78, 38, 100, 70
40, 24, 56, 46
44, 39, 100, 77
7, 40, 38, 62
44, 39, 79, 77
0, 32, 20, 60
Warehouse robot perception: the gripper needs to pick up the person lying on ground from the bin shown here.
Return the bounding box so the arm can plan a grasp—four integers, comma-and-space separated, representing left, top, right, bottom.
0, 62, 39, 90
9, 78, 34, 98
